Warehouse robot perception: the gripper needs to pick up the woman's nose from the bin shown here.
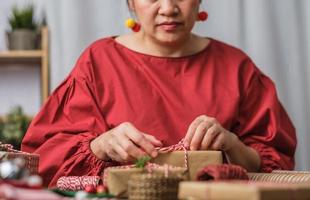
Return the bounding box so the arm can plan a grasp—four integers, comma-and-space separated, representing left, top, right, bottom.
158, 0, 179, 16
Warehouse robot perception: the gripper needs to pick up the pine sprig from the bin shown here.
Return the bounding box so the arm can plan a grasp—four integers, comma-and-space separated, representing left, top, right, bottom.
135, 156, 152, 168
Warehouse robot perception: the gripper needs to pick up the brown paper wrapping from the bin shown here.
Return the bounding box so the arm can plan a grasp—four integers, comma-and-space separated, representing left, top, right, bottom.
105, 167, 187, 197
151, 151, 223, 180
178, 181, 310, 200
0, 151, 39, 175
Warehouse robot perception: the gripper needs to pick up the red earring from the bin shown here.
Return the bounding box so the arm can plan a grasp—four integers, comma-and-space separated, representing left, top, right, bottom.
197, 11, 208, 21
125, 18, 141, 32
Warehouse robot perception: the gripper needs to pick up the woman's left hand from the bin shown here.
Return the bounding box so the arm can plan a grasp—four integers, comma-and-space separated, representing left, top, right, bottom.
184, 115, 238, 151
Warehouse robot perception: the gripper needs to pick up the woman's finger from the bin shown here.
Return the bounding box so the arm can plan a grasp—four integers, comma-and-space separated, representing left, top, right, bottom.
143, 134, 163, 147
200, 124, 220, 150
209, 132, 225, 150
112, 142, 134, 162
106, 148, 123, 163
124, 124, 158, 157
117, 133, 147, 159
190, 120, 212, 150
184, 116, 204, 147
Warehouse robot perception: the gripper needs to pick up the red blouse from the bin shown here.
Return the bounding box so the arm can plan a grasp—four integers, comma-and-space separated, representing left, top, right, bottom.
21, 38, 296, 187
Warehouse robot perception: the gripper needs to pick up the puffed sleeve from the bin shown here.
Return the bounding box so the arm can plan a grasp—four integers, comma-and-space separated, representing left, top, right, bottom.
21, 49, 117, 187
233, 58, 297, 172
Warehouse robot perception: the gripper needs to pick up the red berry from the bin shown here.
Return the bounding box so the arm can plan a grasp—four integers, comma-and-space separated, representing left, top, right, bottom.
96, 185, 107, 193
84, 185, 96, 193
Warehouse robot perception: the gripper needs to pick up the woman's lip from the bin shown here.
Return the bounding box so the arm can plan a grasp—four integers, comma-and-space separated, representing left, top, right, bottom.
158, 22, 182, 31
159, 22, 182, 26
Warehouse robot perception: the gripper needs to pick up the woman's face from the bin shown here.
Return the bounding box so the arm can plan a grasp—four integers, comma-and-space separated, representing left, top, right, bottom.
128, 0, 200, 45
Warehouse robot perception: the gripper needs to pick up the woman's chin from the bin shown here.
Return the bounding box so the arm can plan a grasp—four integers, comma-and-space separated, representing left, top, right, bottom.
154, 34, 188, 46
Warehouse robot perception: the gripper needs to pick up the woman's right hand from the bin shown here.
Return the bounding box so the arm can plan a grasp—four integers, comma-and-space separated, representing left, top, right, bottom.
90, 122, 163, 163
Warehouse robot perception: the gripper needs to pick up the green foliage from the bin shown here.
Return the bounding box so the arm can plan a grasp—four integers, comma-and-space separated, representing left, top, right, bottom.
135, 156, 152, 168
0, 106, 31, 150
9, 5, 37, 30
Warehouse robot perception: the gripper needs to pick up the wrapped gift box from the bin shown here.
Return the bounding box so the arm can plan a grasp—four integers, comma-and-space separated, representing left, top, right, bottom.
151, 151, 223, 180
178, 181, 310, 200
104, 150, 222, 197
0, 151, 39, 175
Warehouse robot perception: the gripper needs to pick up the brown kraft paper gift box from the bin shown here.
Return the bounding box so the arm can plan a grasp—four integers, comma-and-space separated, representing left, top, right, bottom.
151, 150, 223, 180
178, 181, 310, 200
104, 150, 222, 197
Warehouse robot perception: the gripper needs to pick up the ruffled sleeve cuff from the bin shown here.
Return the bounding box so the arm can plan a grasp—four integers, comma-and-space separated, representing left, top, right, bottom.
248, 143, 283, 173
49, 134, 120, 188
78, 136, 119, 176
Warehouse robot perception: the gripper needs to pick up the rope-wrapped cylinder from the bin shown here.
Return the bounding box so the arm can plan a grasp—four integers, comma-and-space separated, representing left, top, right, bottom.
128, 173, 182, 200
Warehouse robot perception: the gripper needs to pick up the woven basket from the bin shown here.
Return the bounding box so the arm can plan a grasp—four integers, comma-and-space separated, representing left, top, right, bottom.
128, 173, 182, 200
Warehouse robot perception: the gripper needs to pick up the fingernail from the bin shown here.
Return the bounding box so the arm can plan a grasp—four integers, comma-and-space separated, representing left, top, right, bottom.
190, 146, 196, 151
151, 151, 158, 158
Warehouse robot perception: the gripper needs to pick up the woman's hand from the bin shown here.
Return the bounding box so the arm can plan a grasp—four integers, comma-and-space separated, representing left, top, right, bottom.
184, 115, 238, 151
90, 122, 163, 163
184, 115, 261, 172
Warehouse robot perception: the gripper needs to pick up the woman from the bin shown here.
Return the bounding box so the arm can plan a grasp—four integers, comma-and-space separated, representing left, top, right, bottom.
22, 0, 296, 187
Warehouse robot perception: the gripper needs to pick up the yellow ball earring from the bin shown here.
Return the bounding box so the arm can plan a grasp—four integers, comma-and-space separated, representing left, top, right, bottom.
125, 18, 141, 32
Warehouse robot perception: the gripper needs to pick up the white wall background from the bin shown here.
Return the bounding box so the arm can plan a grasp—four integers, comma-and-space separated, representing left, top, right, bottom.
0, 0, 309, 170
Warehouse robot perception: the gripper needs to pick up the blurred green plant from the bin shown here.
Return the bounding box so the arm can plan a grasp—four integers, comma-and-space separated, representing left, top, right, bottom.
0, 106, 31, 150
9, 5, 37, 31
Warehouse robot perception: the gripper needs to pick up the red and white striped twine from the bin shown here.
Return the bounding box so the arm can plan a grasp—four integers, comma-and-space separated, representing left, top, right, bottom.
57, 176, 100, 191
